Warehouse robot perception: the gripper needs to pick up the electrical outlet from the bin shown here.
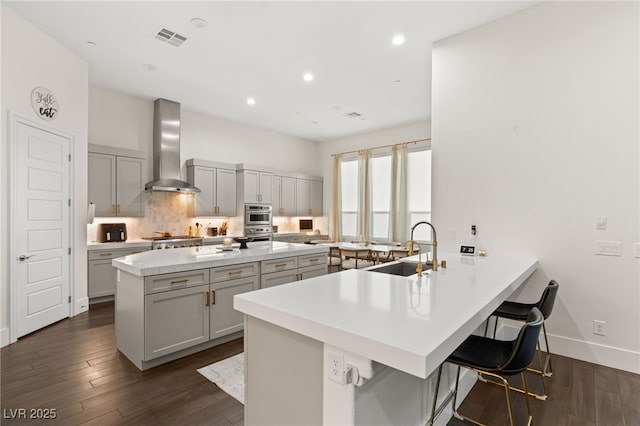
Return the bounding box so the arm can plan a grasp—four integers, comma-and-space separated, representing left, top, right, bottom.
634, 242, 640, 258
595, 241, 622, 256
448, 228, 456, 240
595, 216, 607, 230
593, 320, 606, 336
327, 351, 344, 384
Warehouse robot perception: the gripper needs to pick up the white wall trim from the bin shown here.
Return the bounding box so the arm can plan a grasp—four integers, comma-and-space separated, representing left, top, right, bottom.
1, 327, 10, 348
75, 297, 89, 316
501, 324, 640, 374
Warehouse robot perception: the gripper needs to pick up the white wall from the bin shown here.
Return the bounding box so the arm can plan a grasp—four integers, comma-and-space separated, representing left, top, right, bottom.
317, 120, 431, 233
1, 5, 89, 345
432, 1, 639, 372
89, 86, 322, 181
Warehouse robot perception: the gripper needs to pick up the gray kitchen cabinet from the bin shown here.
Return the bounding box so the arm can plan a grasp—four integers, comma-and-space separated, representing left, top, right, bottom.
260, 254, 327, 289
273, 175, 297, 216
186, 160, 236, 216
295, 178, 323, 216
88, 247, 149, 299
210, 275, 259, 339
144, 283, 210, 360
88, 146, 146, 217
237, 168, 273, 204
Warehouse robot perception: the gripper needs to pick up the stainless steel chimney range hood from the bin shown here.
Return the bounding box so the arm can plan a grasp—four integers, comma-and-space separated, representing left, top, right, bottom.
145, 98, 200, 193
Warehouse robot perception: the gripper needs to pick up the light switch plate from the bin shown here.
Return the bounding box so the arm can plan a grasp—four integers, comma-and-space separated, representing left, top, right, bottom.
595, 241, 621, 256
595, 216, 607, 230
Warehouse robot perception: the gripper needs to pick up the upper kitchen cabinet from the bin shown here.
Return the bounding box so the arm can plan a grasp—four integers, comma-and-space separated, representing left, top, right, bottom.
186, 159, 237, 217
88, 145, 146, 217
237, 165, 273, 205
273, 175, 297, 216
296, 178, 323, 216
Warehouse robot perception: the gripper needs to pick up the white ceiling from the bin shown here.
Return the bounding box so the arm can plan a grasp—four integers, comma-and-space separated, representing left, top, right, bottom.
6, 1, 536, 142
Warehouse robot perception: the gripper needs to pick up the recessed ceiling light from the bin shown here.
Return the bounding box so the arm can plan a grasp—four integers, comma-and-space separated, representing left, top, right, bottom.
394, 79, 401, 83
86, 41, 96, 47
191, 18, 209, 29
392, 34, 405, 46
303, 72, 314, 82
246, 97, 256, 106
310, 121, 318, 125
142, 63, 157, 71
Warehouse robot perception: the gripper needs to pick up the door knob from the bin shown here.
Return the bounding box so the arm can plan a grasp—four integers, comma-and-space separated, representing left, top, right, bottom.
18, 254, 33, 261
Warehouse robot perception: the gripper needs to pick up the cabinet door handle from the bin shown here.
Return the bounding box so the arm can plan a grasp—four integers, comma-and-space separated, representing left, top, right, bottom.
205, 291, 210, 306
99, 253, 113, 257
112, 204, 116, 214
228, 270, 242, 276
211, 290, 216, 305
171, 279, 189, 285
275, 263, 287, 268
309, 258, 319, 263
117, 204, 121, 214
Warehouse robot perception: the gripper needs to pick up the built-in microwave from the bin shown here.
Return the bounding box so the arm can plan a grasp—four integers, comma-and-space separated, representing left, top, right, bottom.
245, 204, 272, 226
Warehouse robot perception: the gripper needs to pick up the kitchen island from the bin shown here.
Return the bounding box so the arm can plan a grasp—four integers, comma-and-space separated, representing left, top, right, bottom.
234, 252, 537, 425
112, 241, 328, 370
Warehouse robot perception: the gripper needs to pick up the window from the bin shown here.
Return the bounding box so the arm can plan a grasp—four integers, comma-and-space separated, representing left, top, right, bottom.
340, 159, 358, 239
371, 155, 391, 239
338, 146, 431, 242
407, 149, 432, 241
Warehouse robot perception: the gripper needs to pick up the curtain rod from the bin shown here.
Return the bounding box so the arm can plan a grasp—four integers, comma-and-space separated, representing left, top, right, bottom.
330, 138, 431, 157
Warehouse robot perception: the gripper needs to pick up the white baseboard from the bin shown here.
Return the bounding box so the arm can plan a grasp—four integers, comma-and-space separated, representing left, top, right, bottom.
74, 297, 89, 316
1, 327, 10, 348
500, 324, 640, 374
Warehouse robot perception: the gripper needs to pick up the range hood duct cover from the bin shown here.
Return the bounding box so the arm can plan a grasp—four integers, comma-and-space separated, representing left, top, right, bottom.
145, 98, 200, 193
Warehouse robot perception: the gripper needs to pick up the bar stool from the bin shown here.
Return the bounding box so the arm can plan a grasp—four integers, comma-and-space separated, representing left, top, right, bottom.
484, 280, 559, 400
429, 308, 544, 426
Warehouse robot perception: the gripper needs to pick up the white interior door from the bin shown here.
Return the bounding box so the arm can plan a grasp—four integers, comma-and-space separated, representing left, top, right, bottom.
14, 119, 71, 338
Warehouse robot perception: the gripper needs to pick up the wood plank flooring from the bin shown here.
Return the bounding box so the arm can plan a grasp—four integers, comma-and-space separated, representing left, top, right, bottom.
2, 302, 639, 425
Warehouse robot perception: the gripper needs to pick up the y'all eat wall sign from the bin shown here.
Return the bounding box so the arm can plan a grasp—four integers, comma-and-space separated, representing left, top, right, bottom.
30, 87, 59, 121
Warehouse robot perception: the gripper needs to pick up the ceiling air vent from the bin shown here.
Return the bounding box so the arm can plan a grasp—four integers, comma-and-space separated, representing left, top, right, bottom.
344, 112, 362, 118
154, 27, 187, 47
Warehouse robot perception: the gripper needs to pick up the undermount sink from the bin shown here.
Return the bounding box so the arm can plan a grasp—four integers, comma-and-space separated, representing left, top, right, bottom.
367, 261, 432, 277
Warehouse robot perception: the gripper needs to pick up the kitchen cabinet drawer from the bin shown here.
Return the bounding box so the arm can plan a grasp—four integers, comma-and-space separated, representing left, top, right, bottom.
89, 247, 148, 260
210, 275, 259, 339
299, 264, 327, 280
210, 262, 258, 283
298, 253, 325, 268
261, 256, 298, 274
261, 269, 299, 289
144, 269, 210, 294
144, 284, 210, 360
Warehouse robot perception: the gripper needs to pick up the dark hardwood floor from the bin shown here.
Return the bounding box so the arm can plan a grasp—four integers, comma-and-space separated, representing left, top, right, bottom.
2, 302, 639, 425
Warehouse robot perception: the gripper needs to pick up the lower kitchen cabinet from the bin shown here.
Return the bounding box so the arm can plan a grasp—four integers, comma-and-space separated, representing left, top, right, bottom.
145, 284, 210, 360
211, 275, 259, 339
88, 247, 148, 299
260, 254, 328, 289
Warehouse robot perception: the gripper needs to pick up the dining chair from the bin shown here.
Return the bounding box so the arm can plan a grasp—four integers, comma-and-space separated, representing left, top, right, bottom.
339, 248, 374, 270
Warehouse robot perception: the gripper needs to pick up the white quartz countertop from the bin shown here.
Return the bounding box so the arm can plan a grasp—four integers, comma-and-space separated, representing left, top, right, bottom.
87, 240, 152, 251
234, 252, 537, 379
112, 241, 328, 277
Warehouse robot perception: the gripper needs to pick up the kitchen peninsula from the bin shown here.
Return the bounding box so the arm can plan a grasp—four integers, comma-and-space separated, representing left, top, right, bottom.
112, 241, 328, 370
234, 253, 537, 425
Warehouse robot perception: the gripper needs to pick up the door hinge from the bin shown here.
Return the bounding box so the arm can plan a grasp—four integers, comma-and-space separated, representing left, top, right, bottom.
68, 296, 71, 303
68, 199, 71, 207
68, 154, 71, 162
68, 247, 71, 255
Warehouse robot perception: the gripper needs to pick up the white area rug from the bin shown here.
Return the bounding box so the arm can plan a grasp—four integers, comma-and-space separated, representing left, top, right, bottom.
197, 353, 245, 404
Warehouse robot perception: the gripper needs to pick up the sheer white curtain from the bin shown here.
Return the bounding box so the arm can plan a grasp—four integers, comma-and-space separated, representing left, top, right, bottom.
331, 154, 342, 242
356, 150, 372, 241
389, 144, 409, 242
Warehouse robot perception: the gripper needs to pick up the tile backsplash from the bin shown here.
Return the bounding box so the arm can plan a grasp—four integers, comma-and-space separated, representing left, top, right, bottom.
87, 191, 327, 242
